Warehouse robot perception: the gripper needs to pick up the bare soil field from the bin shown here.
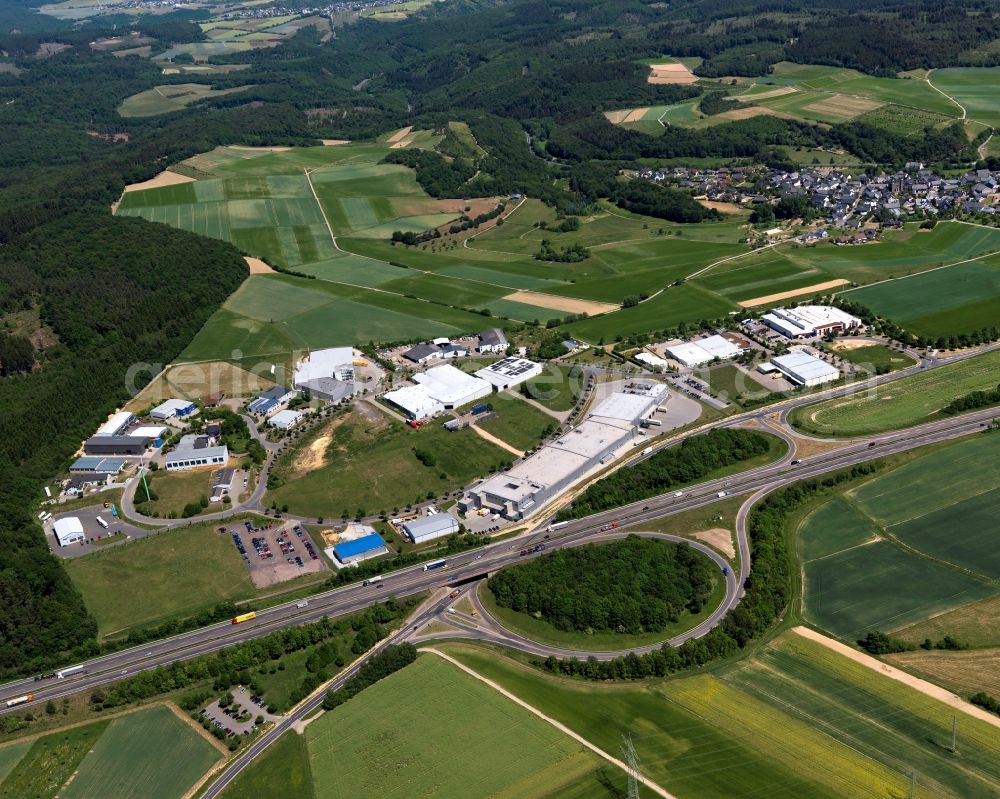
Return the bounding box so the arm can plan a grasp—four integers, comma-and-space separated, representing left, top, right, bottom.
228, 145, 291, 152
504, 290, 618, 315
698, 200, 744, 214
623, 107, 650, 123
121, 169, 196, 194
390, 140, 412, 149
387, 125, 414, 143
604, 110, 629, 124
716, 106, 796, 122
245, 256, 275, 274
693, 527, 735, 559
831, 338, 878, 351
738, 278, 850, 307
647, 62, 698, 84
791, 626, 1000, 730
321, 139, 350, 146
125, 361, 276, 410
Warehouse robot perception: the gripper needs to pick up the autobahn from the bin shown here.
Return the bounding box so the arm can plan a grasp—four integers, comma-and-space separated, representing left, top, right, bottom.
3, 403, 995, 713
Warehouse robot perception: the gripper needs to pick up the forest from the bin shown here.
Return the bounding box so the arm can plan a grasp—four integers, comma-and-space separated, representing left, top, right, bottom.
557, 429, 772, 519
488, 537, 715, 635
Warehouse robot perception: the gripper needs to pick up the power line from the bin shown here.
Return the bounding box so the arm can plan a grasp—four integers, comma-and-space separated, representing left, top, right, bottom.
621, 732, 642, 799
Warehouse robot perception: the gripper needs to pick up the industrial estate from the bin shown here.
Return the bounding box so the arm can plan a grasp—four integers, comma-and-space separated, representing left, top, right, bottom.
4, 0, 1000, 797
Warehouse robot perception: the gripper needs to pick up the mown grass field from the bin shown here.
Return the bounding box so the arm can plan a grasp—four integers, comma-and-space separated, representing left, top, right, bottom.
142, 468, 213, 518
895, 594, 1000, 648
521, 363, 586, 411
440, 635, 979, 799
65, 519, 257, 639
0, 741, 31, 786
267, 408, 508, 517
789, 347, 1000, 437
828, 343, 916, 373
60, 706, 220, 799
886, 648, 1000, 698
118, 83, 251, 117
798, 433, 1000, 640
304, 654, 617, 799
930, 66, 1000, 126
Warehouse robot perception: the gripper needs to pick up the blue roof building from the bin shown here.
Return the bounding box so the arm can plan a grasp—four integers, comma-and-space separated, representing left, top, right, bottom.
333, 533, 388, 565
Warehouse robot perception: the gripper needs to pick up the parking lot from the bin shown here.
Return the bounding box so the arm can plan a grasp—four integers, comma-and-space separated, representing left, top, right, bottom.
201, 685, 281, 737
225, 520, 327, 588
46, 505, 150, 558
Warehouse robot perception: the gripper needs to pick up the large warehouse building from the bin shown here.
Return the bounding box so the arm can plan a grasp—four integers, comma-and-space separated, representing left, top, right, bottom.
84, 435, 153, 456
293, 347, 358, 402
402, 513, 460, 544
95, 411, 135, 438
150, 399, 197, 421
383, 364, 491, 419
761, 306, 863, 339
332, 533, 388, 566
460, 383, 666, 519
666, 334, 744, 367
766, 351, 840, 386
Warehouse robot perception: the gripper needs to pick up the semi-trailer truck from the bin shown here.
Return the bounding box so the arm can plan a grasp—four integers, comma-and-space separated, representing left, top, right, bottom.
363, 576, 383, 586
231, 612, 257, 625
423, 559, 447, 571
547, 521, 569, 532
56, 665, 85, 679
6, 695, 32, 708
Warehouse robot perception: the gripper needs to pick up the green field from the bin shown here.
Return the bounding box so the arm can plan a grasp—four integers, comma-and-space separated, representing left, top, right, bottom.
441, 633, 996, 799
0, 721, 110, 799
267, 408, 509, 517
0, 742, 31, 786
798, 434, 1000, 639
789, 347, 1000, 437
65, 519, 257, 639
845, 256, 1000, 338
520, 363, 586, 411
141, 468, 213, 517
304, 654, 616, 799
219, 730, 313, 799
930, 67, 1000, 126
60, 706, 220, 799
477, 394, 558, 451
118, 83, 251, 117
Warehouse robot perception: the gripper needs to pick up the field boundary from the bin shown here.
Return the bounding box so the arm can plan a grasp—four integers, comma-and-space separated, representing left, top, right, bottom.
420, 647, 677, 799
791, 626, 1000, 729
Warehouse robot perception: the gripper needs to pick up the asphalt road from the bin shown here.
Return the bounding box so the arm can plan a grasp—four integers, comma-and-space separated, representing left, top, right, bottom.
3, 404, 994, 713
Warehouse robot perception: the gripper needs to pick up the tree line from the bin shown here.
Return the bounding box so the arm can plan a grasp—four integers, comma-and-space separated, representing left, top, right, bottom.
488, 536, 715, 635
557, 429, 772, 520
321, 643, 417, 710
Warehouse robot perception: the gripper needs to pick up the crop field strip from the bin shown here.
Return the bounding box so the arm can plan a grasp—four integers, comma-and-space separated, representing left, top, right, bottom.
799, 433, 1000, 639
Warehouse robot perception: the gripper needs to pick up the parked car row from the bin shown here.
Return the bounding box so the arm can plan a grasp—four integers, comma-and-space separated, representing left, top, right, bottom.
252, 536, 273, 559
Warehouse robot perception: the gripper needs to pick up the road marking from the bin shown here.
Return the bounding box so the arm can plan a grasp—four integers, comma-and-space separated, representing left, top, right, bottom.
421, 647, 678, 799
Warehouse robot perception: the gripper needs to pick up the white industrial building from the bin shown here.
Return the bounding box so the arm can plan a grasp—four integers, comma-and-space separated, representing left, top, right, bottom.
53, 517, 85, 547
413, 365, 491, 408
635, 351, 671, 371
666, 334, 744, 367
95, 411, 135, 438
150, 398, 198, 420
766, 351, 840, 386
294, 347, 355, 386
268, 409, 304, 430
761, 306, 863, 339
475, 357, 544, 391
128, 425, 168, 441
165, 434, 229, 471
403, 512, 460, 544
383, 364, 491, 418
460, 383, 666, 519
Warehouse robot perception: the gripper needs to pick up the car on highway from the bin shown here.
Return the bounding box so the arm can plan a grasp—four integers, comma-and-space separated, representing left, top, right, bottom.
674, 491, 683, 498
791, 459, 802, 465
